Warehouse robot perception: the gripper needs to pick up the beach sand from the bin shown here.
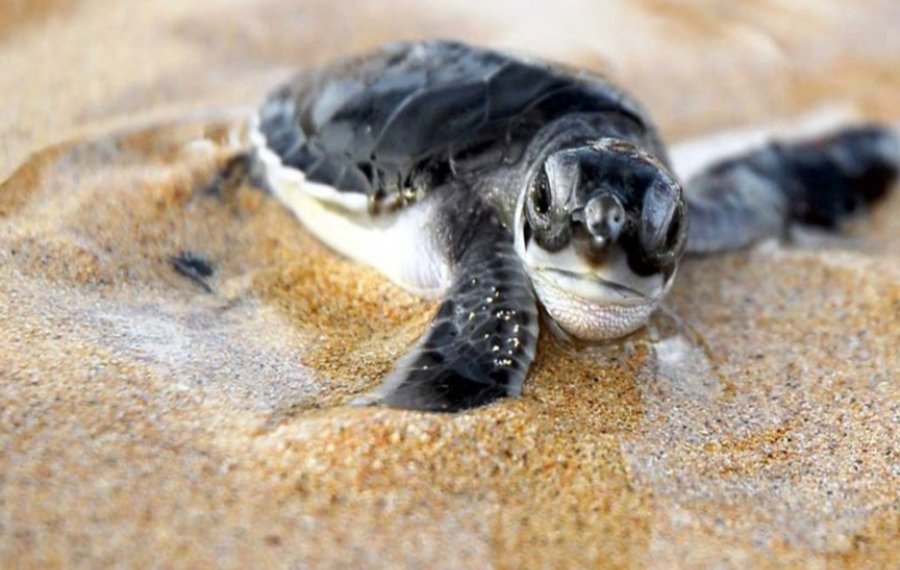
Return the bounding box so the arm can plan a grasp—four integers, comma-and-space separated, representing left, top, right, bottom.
1, 1, 898, 567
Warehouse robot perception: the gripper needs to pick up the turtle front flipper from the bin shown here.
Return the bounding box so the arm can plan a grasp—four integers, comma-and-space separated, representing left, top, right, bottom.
684, 125, 899, 253
364, 209, 539, 412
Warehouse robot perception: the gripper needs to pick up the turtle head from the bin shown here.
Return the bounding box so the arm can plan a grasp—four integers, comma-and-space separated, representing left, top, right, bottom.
515, 138, 687, 340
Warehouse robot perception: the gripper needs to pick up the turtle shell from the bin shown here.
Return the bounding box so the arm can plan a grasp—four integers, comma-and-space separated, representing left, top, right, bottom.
256, 40, 658, 208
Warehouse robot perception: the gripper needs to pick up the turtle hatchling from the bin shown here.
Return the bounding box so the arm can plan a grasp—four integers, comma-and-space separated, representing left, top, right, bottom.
244, 40, 898, 411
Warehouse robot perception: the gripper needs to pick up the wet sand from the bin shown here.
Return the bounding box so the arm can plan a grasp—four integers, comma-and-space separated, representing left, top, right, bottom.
1, 1, 899, 568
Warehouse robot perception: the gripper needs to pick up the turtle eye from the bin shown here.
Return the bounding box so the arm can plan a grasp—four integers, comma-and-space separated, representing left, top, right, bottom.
637, 177, 686, 272
665, 200, 687, 262
526, 170, 552, 227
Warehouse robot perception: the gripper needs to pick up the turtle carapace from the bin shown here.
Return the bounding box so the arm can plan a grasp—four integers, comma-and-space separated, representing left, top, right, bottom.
248, 40, 898, 411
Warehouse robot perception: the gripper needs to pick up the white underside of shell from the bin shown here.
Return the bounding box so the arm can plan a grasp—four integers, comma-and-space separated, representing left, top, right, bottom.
250, 117, 452, 298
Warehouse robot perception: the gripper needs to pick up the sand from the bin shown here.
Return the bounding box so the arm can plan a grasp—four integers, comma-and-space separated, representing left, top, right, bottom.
1, 1, 899, 568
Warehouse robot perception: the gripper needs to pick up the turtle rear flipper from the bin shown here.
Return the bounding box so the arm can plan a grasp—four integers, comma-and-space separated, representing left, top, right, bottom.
362, 205, 539, 412
685, 125, 899, 253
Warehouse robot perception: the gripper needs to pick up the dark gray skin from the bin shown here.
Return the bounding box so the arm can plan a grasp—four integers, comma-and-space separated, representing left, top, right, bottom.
247, 40, 898, 412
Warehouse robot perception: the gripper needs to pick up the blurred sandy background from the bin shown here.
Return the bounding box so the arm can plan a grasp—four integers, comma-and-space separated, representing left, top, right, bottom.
1, 1, 899, 568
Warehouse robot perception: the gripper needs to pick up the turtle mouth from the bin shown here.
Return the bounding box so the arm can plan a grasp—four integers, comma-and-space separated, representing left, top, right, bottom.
522, 241, 673, 340
537, 268, 655, 305
528, 266, 665, 340
523, 240, 669, 305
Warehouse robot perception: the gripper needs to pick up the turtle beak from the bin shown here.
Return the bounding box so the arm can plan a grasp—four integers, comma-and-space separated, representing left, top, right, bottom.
572, 193, 626, 259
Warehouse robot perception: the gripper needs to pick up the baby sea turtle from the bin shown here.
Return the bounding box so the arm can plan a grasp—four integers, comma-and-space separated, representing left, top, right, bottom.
246, 40, 898, 412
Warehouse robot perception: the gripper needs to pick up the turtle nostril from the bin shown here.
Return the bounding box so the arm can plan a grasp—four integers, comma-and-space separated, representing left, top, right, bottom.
606, 201, 625, 238
583, 194, 625, 241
